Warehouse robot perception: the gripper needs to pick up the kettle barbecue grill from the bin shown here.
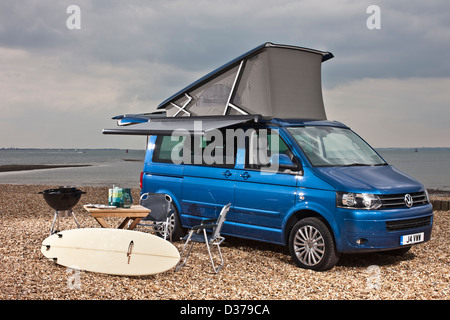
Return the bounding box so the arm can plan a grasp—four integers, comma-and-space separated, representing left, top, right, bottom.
39, 187, 85, 234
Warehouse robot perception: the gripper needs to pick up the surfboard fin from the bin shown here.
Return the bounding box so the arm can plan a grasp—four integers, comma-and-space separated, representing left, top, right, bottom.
127, 240, 134, 264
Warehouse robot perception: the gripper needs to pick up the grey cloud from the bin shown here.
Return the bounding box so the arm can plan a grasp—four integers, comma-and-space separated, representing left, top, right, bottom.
1, 0, 449, 148
0, 1, 73, 50
321, 0, 450, 86
4, 1, 448, 82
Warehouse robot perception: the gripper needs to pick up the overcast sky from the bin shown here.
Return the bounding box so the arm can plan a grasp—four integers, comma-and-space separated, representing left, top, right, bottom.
1, 0, 449, 149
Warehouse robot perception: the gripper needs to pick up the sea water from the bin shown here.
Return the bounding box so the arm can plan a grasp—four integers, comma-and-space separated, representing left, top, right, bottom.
0, 149, 145, 188
377, 148, 450, 191
0, 148, 449, 190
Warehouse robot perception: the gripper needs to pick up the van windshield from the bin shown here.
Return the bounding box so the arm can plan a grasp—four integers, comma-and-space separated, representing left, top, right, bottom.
287, 126, 386, 167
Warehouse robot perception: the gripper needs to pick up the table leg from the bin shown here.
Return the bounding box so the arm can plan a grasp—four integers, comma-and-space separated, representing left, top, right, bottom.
94, 217, 110, 228
118, 217, 131, 229
127, 218, 143, 230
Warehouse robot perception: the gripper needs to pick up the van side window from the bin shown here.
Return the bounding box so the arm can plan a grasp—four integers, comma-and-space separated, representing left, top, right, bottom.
189, 130, 236, 167
246, 129, 294, 170
153, 132, 235, 167
153, 135, 185, 163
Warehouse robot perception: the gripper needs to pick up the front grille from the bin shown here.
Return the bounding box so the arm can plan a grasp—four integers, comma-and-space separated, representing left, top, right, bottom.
379, 192, 428, 209
386, 216, 432, 231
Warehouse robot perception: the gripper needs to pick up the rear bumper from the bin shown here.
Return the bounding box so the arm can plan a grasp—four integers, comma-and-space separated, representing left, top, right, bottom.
336, 204, 433, 253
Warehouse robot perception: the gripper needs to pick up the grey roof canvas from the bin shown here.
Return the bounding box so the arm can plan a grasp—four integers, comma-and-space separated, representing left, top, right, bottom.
158, 43, 333, 120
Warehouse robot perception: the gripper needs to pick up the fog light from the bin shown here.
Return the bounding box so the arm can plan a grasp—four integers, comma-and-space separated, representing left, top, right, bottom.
356, 238, 368, 246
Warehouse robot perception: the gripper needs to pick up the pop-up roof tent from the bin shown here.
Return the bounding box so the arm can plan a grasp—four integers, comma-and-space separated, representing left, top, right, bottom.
103, 42, 333, 135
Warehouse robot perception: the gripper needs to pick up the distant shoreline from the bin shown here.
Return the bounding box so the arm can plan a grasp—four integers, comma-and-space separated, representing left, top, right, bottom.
0, 164, 92, 172
427, 188, 450, 197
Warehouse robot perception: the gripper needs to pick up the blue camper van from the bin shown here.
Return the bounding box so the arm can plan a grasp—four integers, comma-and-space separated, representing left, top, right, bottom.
104, 43, 433, 270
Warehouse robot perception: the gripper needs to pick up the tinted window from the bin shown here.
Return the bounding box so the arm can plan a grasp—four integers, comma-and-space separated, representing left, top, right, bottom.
246, 129, 294, 170
153, 131, 235, 167
153, 135, 186, 163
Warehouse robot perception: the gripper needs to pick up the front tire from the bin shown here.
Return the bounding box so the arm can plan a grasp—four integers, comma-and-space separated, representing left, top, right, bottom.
289, 217, 340, 271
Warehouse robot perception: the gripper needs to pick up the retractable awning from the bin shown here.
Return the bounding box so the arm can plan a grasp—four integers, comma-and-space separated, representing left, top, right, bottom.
102, 115, 261, 136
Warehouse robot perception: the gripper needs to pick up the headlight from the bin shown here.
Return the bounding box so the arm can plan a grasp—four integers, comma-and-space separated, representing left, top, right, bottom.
336, 192, 382, 210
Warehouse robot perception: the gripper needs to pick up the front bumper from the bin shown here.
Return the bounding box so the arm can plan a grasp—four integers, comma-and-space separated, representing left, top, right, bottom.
336, 204, 433, 253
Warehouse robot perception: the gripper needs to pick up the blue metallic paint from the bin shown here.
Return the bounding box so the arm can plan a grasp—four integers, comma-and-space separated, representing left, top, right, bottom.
140, 119, 433, 254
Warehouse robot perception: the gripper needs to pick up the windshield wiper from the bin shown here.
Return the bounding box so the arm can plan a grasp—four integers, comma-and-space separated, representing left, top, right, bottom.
342, 163, 372, 167
342, 162, 387, 167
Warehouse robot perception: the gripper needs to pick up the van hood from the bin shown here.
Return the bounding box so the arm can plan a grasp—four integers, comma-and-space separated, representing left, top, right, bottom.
314, 165, 424, 194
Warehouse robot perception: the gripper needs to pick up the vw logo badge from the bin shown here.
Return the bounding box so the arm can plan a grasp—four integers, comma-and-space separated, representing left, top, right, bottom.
404, 194, 413, 208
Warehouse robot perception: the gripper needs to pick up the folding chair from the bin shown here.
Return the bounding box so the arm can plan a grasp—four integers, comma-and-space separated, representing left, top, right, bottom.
137, 193, 174, 241
176, 203, 231, 273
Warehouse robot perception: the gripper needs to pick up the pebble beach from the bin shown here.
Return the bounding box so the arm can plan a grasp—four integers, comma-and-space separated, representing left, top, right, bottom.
0, 183, 448, 300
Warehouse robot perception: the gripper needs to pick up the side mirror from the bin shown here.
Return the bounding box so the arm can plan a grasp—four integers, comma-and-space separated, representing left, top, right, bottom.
269, 154, 300, 171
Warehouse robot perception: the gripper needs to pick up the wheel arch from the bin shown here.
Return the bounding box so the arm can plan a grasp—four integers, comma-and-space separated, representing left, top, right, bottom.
283, 209, 337, 246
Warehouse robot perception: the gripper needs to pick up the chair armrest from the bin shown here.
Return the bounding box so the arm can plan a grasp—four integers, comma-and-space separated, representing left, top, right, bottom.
200, 218, 216, 225
192, 223, 217, 231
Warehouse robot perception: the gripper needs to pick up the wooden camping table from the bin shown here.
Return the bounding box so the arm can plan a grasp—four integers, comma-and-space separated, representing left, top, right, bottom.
83, 205, 150, 230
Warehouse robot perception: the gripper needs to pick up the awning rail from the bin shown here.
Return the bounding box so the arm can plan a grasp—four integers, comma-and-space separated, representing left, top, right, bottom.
102, 115, 262, 136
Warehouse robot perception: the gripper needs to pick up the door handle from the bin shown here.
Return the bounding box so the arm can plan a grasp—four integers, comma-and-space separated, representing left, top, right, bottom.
222, 170, 232, 178
240, 172, 251, 180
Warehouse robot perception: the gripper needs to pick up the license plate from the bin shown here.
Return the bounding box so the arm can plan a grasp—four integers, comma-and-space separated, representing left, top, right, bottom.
400, 232, 424, 245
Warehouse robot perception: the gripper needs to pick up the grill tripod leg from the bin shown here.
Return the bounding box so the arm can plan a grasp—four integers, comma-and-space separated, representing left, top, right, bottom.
70, 210, 81, 228
50, 211, 59, 235
50, 210, 81, 235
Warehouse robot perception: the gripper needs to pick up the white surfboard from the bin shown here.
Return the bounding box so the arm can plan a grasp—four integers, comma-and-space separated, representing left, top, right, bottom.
41, 228, 180, 276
